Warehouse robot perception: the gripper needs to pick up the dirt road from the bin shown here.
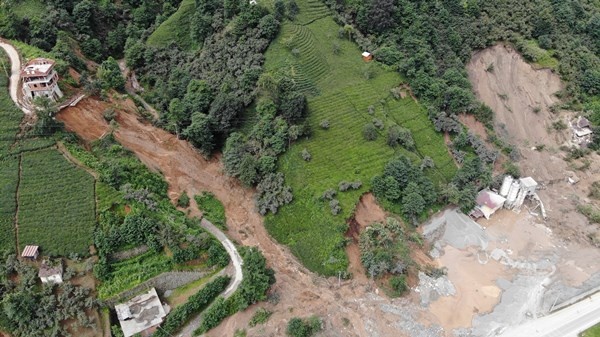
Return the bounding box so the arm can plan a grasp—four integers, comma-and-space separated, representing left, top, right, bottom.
58, 97, 441, 337
0, 40, 31, 114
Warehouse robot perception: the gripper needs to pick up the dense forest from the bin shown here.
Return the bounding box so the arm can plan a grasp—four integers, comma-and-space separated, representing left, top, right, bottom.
324, 0, 600, 136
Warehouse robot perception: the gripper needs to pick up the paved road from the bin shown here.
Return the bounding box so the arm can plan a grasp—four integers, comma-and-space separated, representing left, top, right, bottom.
0, 40, 31, 114
498, 291, 600, 337
200, 218, 243, 298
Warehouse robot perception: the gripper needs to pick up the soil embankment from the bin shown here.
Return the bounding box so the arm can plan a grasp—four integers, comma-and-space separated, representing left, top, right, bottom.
58, 97, 443, 337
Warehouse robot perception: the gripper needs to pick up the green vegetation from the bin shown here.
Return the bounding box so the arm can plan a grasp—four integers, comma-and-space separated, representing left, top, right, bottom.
286, 316, 322, 337
263, 0, 455, 275
249, 308, 272, 327
195, 192, 226, 229
18, 148, 95, 256
194, 248, 275, 335
97, 251, 173, 299
0, 159, 18, 252
154, 276, 231, 337
359, 218, 411, 278
10, 0, 45, 19
0, 253, 97, 337
581, 324, 600, 337
147, 0, 197, 50
515, 38, 559, 70
578, 204, 600, 224
64, 136, 228, 300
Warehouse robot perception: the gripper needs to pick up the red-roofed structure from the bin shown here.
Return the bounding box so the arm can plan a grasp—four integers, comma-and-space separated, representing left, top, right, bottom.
21, 245, 39, 260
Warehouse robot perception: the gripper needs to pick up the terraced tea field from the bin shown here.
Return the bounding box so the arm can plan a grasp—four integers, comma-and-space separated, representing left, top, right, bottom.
263, 0, 456, 275
18, 148, 96, 256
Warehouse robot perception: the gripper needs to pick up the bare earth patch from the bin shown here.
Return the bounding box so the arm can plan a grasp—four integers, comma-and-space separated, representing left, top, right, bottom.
58, 96, 444, 337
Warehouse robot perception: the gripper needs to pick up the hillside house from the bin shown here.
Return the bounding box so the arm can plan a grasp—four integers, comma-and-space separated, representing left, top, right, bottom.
39, 259, 63, 284
571, 116, 593, 146
21, 245, 39, 260
115, 288, 170, 337
362, 51, 373, 62
20, 58, 63, 102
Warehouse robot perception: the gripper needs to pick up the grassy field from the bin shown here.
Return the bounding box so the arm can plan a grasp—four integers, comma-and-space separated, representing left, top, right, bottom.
581, 324, 600, 337
10, 0, 45, 19
18, 148, 96, 256
147, 0, 196, 50
263, 0, 456, 275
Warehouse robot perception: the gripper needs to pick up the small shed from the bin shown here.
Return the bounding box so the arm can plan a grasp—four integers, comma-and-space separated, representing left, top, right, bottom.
39, 259, 63, 284
21, 245, 39, 260
362, 51, 373, 62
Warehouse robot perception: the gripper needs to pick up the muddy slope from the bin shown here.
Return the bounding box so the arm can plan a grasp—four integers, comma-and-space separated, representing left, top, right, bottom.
58, 97, 444, 337
467, 44, 564, 146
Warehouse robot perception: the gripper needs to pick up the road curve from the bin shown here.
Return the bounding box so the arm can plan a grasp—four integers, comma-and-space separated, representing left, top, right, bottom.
498, 291, 600, 337
200, 218, 243, 298
0, 41, 30, 114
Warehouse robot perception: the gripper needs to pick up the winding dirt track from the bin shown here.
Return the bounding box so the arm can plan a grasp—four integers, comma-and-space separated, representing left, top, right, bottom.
58, 97, 436, 337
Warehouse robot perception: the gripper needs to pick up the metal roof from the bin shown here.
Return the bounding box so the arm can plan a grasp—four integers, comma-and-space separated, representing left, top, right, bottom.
21, 245, 39, 258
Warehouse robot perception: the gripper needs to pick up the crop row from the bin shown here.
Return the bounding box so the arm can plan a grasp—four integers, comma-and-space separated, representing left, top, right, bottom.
0, 157, 18, 252
18, 148, 95, 256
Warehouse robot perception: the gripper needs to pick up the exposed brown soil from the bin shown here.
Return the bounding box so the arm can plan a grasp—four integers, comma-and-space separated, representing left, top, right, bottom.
58, 96, 436, 337
467, 43, 600, 243
345, 193, 387, 283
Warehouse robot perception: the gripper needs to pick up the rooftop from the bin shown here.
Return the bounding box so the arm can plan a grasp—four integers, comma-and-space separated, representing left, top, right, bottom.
115, 288, 168, 337
362, 51, 371, 57
20, 58, 56, 78
21, 245, 39, 258
519, 177, 538, 188
38, 259, 62, 278
476, 190, 506, 209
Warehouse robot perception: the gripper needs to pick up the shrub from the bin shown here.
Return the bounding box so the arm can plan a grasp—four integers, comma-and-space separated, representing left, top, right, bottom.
177, 192, 190, 208
103, 108, 116, 121
372, 118, 384, 130
329, 199, 341, 215
321, 188, 337, 200
389, 275, 408, 295
363, 123, 378, 141
339, 181, 362, 191
249, 308, 272, 327
286, 316, 322, 337
319, 119, 330, 129
153, 276, 230, 337
552, 120, 567, 130
195, 192, 226, 229
301, 149, 311, 161
256, 173, 293, 215
578, 204, 600, 224
387, 125, 414, 150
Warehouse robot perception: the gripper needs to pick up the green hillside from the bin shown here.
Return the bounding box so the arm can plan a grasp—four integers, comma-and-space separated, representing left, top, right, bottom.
264, 0, 456, 275
147, 0, 196, 50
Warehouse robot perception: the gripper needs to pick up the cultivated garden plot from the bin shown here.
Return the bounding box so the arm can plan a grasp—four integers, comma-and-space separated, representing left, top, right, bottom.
262, 0, 456, 275
18, 148, 96, 256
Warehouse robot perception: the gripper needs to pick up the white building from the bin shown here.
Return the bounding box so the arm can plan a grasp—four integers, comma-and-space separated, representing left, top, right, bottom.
571, 116, 593, 146
115, 288, 170, 337
20, 58, 63, 102
471, 189, 506, 219
38, 259, 63, 284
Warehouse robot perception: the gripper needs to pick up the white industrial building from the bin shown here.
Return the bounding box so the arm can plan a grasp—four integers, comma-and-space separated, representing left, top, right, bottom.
20, 58, 63, 102
471, 175, 546, 219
